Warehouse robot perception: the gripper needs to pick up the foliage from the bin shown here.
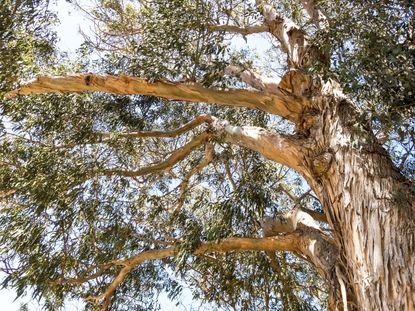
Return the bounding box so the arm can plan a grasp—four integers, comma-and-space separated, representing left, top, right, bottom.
316, 0, 415, 178
0, 0, 57, 95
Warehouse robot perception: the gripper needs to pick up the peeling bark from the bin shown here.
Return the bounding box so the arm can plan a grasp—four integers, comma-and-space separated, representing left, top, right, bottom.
304, 84, 415, 310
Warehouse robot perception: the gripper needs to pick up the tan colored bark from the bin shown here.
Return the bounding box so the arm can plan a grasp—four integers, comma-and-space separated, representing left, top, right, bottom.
56, 114, 212, 148
212, 118, 313, 181
5, 74, 307, 123
225, 65, 280, 93
4, 21, 412, 310
306, 90, 415, 310
95, 114, 212, 139
100, 132, 210, 178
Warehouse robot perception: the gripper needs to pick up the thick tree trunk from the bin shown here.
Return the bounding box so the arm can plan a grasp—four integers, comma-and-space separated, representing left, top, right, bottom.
309, 94, 415, 310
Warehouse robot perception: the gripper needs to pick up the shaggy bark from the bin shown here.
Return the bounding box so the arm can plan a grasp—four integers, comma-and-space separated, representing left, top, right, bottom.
307, 93, 415, 311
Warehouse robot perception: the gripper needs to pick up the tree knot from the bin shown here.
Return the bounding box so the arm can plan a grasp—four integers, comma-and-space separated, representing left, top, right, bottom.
312, 151, 333, 176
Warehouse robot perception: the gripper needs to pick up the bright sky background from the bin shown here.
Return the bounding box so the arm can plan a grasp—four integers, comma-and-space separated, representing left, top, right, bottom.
0, 1, 273, 309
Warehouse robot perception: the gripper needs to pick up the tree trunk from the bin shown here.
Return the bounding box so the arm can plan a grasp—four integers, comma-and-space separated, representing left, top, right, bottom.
309, 91, 415, 310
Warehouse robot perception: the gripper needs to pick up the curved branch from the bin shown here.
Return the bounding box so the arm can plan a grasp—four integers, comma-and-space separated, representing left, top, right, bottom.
5, 74, 307, 123
277, 184, 328, 223
95, 115, 212, 139
55, 115, 213, 148
300, 207, 327, 223
83, 235, 300, 310
77, 231, 336, 310
100, 132, 210, 178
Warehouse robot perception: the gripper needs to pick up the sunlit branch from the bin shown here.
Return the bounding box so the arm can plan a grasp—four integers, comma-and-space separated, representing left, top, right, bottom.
86, 235, 300, 310
79, 229, 335, 311
95, 115, 212, 138
212, 118, 312, 180
5, 74, 307, 123
225, 65, 279, 93
277, 184, 328, 223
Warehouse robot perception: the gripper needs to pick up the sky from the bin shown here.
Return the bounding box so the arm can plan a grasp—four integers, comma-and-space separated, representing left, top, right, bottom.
0, 1, 273, 309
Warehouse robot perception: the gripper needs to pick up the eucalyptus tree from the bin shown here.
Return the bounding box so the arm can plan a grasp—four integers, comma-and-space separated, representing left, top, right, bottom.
1, 0, 414, 311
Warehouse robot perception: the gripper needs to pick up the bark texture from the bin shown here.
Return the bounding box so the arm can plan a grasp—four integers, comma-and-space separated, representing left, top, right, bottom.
302, 81, 415, 311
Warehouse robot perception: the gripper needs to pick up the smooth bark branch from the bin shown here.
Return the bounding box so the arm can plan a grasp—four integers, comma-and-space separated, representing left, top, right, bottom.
55, 115, 213, 148
300, 207, 327, 223
212, 119, 311, 179
277, 184, 328, 223
5, 74, 307, 123
255, 0, 308, 68
95, 114, 212, 139
208, 24, 269, 35
225, 65, 280, 93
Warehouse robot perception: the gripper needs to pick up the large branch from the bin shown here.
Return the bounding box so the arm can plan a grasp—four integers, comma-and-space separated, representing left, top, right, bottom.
5, 74, 307, 123
92, 118, 310, 181
260, 206, 337, 278
277, 184, 328, 223
255, 0, 310, 68
212, 118, 312, 180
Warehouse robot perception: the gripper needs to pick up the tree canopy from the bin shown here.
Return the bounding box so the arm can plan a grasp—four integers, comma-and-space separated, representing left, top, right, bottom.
0, 1, 414, 310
